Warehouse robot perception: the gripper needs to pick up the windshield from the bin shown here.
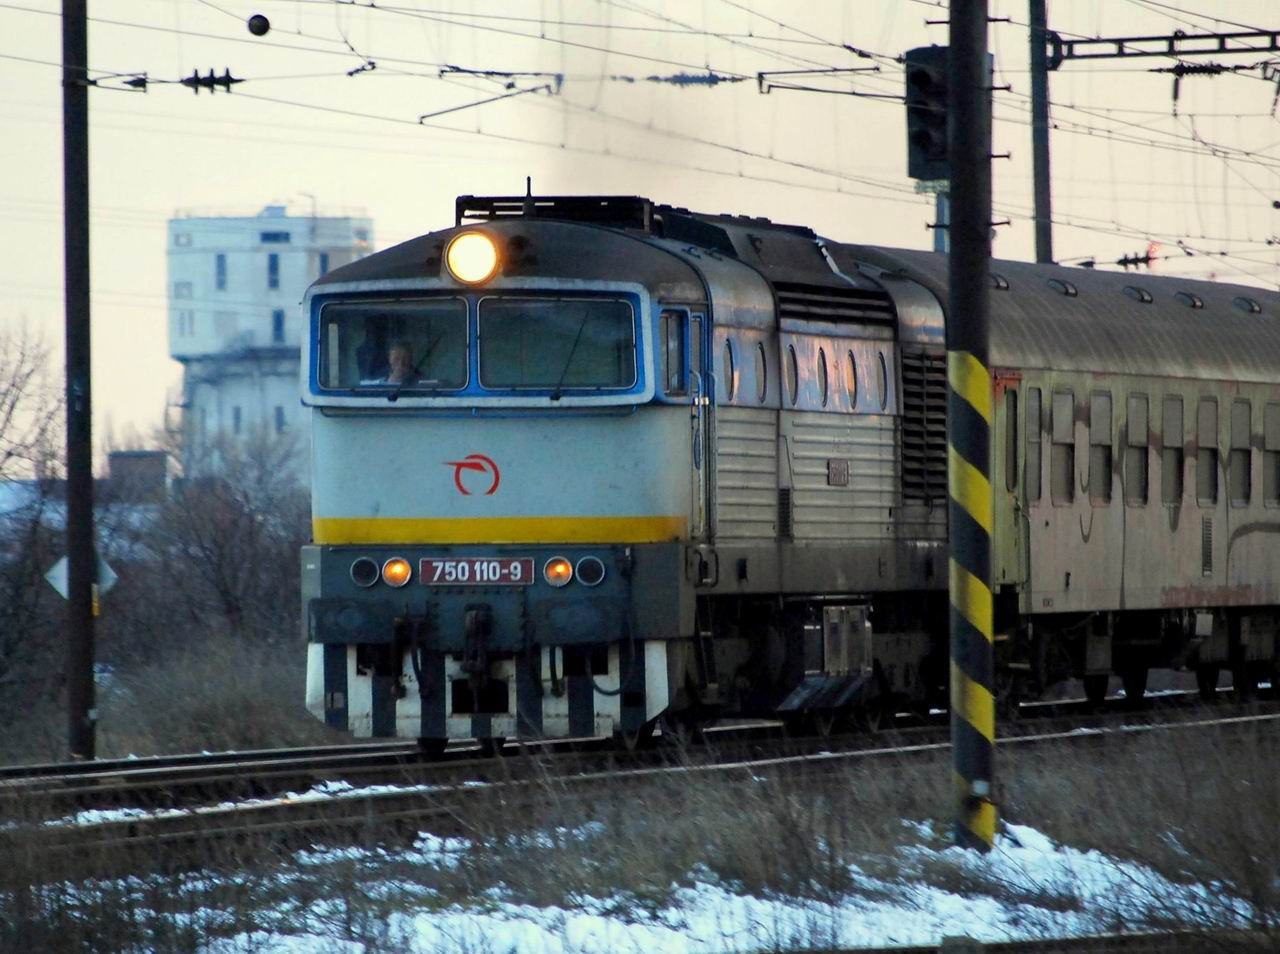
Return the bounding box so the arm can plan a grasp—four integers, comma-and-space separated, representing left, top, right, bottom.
319, 299, 467, 391
479, 297, 636, 390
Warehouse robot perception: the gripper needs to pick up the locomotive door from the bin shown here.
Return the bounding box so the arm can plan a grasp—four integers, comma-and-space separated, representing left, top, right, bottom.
689, 312, 714, 541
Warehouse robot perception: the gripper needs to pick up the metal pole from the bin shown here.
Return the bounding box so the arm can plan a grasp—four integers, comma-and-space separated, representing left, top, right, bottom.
947, 0, 996, 852
1029, 0, 1054, 263
63, 0, 96, 760
934, 192, 951, 254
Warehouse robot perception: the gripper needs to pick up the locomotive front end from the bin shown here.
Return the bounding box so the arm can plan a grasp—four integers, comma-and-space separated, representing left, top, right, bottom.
302, 209, 705, 748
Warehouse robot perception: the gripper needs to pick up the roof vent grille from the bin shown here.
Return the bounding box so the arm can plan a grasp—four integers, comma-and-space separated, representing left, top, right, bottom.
773, 281, 895, 325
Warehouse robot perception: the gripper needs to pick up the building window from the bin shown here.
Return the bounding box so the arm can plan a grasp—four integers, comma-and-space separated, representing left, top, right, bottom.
1090, 391, 1112, 505
354, 228, 370, 243
1051, 390, 1074, 504
232, 406, 242, 435
173, 232, 192, 247
268, 253, 280, 290
272, 309, 285, 344
1163, 396, 1184, 505
173, 281, 192, 299
177, 310, 195, 336
215, 253, 227, 291
1197, 397, 1218, 505
260, 231, 290, 243
319, 252, 330, 276
1230, 400, 1251, 506
275, 406, 287, 434
1026, 387, 1042, 503
1125, 395, 1149, 505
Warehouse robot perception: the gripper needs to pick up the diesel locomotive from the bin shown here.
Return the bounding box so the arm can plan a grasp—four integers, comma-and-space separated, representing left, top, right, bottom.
302, 193, 1280, 748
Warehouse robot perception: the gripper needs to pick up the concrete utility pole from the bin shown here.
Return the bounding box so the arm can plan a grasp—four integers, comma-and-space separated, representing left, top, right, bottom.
1029, 0, 1053, 264
63, 0, 96, 760
947, 0, 997, 852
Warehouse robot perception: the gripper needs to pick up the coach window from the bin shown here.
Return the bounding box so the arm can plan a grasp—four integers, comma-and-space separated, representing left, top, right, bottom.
1265, 404, 1280, 507
1005, 390, 1018, 492
755, 342, 768, 403
1026, 387, 1042, 503
1230, 400, 1251, 507
876, 351, 888, 410
1089, 391, 1112, 505
1051, 390, 1074, 504
817, 348, 829, 407
319, 298, 468, 391
785, 345, 799, 406
845, 350, 858, 408
1125, 395, 1149, 506
1162, 396, 1184, 505
1197, 397, 1219, 506
661, 310, 687, 396
723, 339, 737, 402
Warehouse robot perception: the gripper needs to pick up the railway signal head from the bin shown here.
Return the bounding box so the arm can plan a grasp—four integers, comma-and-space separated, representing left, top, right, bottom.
904, 45, 950, 182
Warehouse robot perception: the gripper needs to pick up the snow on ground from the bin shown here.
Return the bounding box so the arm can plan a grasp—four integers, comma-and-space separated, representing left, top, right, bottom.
195, 821, 1249, 953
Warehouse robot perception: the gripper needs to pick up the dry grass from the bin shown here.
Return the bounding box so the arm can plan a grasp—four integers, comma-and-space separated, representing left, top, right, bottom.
0, 720, 1275, 952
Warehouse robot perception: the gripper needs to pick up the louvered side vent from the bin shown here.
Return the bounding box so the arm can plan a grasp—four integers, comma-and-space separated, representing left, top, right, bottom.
901, 349, 948, 504
773, 282, 895, 325
1201, 516, 1213, 576
778, 488, 794, 539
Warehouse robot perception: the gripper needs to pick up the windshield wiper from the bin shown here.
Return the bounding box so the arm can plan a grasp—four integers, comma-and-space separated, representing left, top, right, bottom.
549, 311, 590, 401
387, 330, 446, 403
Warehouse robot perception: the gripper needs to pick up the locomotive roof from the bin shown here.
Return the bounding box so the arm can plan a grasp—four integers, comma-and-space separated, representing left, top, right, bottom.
845, 245, 1280, 384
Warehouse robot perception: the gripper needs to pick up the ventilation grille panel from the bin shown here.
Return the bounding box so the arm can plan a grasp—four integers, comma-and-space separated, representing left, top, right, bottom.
774, 281, 895, 325
901, 349, 948, 504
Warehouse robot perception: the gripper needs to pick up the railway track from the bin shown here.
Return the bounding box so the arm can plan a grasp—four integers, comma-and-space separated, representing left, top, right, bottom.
1, 688, 1273, 817
6, 703, 1278, 879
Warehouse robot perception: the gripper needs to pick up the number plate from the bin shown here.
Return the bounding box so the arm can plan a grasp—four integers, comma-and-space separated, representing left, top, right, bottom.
419, 557, 535, 586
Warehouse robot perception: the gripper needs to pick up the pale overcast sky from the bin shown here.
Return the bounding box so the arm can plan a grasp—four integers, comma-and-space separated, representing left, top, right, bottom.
1, 0, 1277, 440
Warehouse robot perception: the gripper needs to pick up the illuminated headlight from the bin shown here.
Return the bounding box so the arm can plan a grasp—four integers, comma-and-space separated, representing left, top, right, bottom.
575, 556, 606, 587
350, 557, 380, 588
543, 556, 573, 588
445, 231, 500, 285
382, 557, 412, 588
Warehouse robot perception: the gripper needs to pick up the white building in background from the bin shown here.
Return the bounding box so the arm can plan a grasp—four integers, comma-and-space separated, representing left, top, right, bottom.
167, 203, 373, 483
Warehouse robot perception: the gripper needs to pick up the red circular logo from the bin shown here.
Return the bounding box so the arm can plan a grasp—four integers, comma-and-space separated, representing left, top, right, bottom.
445, 453, 501, 496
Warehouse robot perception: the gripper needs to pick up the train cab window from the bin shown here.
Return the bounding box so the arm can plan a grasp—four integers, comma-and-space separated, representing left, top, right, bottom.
1197, 398, 1219, 506
1005, 390, 1018, 492
845, 350, 858, 407
1162, 396, 1184, 505
876, 351, 888, 410
1265, 403, 1280, 507
1230, 400, 1251, 507
785, 344, 799, 406
1125, 395, 1149, 506
755, 342, 767, 403
319, 298, 467, 391
723, 339, 737, 402
481, 297, 636, 390
1089, 392, 1112, 505
817, 348, 829, 407
661, 310, 687, 396
1051, 391, 1074, 504
1026, 387, 1042, 503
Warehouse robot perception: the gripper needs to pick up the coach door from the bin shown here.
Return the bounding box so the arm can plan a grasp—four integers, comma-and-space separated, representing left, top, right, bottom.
993, 374, 1026, 587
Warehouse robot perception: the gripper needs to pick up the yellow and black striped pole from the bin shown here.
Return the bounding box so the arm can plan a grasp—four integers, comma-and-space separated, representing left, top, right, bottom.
947, 0, 997, 852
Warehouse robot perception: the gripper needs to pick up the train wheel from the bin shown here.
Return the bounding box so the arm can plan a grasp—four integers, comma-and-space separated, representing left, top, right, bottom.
615, 718, 658, 752
851, 704, 884, 733
1083, 674, 1109, 705
417, 737, 448, 759
1195, 665, 1220, 700
1121, 668, 1148, 705
479, 737, 506, 758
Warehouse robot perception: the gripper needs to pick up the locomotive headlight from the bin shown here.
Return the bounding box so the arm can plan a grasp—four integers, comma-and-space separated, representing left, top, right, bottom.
543, 556, 573, 587
445, 231, 500, 285
575, 556, 606, 587
382, 557, 412, 588
350, 557, 380, 588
